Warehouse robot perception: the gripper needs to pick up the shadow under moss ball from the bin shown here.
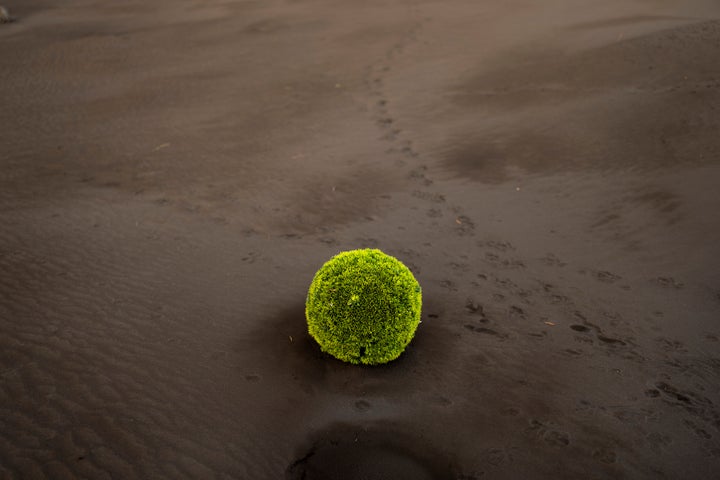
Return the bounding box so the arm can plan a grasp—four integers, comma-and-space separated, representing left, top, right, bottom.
306, 249, 422, 365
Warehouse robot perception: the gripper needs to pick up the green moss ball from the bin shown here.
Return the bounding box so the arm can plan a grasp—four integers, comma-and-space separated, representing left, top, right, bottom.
306, 248, 422, 365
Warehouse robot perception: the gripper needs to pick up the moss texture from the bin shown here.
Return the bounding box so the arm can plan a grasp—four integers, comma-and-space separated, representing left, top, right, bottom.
306, 249, 422, 365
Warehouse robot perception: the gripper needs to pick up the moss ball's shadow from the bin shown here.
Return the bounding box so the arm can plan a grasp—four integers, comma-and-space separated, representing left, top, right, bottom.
286, 422, 456, 480
241, 302, 369, 389
241, 296, 456, 397
278, 303, 400, 364
265, 302, 441, 362
256, 301, 330, 365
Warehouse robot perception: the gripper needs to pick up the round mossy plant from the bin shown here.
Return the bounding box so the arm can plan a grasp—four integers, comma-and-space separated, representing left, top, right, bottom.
306, 248, 422, 365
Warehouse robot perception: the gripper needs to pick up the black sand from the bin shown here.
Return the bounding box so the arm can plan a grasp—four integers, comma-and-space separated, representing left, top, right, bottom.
1, 1, 720, 478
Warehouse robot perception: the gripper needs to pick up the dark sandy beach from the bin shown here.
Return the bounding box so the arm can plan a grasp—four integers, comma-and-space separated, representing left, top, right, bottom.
2, 0, 720, 478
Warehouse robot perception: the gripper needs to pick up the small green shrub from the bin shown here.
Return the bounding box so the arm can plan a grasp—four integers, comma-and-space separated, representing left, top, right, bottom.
306, 249, 422, 365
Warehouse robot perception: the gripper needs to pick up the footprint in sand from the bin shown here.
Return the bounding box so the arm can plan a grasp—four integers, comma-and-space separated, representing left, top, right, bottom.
592, 448, 618, 464
483, 252, 525, 269
354, 400, 371, 412
412, 190, 446, 203
430, 395, 453, 407
541, 253, 567, 267
525, 420, 571, 447
464, 324, 505, 338
509, 305, 526, 319
464, 299, 486, 317
593, 270, 622, 283
477, 240, 515, 252
655, 276, 684, 289
569, 319, 628, 346
597, 335, 626, 346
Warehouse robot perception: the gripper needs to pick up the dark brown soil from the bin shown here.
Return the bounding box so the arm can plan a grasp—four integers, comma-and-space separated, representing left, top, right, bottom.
2, 1, 720, 478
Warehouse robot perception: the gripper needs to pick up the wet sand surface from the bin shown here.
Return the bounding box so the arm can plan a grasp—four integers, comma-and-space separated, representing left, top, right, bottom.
2, 0, 720, 478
